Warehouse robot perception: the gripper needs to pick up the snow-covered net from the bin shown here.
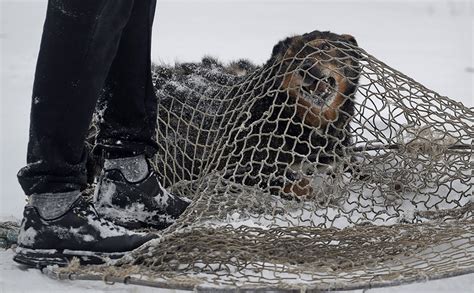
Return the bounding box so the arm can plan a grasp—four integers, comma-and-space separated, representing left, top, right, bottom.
0, 222, 19, 249
58, 32, 473, 291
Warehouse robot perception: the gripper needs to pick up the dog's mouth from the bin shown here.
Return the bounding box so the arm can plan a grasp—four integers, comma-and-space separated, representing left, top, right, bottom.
300, 75, 337, 106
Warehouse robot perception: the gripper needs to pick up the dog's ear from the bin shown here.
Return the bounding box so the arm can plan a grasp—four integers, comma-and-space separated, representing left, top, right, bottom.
341, 34, 358, 46
271, 37, 295, 61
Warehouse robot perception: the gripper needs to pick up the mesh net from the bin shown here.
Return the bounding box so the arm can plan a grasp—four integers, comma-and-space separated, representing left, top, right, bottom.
0, 222, 19, 249
62, 32, 473, 291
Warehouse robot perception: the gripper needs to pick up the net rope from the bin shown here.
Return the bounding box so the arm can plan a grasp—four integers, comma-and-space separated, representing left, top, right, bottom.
56, 34, 474, 290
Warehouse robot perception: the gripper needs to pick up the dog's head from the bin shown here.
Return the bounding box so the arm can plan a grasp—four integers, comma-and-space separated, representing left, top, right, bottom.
269, 30, 360, 128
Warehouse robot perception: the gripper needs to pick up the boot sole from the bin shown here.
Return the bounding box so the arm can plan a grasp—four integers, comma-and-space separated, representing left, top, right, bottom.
13, 247, 126, 268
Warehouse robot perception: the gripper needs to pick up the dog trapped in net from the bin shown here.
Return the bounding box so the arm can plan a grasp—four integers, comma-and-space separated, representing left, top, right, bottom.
153, 30, 362, 200
73, 29, 472, 290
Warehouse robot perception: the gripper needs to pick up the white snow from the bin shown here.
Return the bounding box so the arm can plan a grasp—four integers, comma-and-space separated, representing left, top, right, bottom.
85, 214, 137, 238
16, 226, 36, 246
155, 180, 172, 206
95, 178, 177, 224
0, 0, 472, 292
82, 234, 94, 242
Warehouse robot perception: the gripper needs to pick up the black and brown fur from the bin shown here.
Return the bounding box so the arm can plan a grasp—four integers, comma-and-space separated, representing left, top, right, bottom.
152, 30, 360, 199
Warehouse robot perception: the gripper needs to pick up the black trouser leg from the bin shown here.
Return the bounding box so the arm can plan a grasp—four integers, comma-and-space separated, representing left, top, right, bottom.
17, 0, 156, 195
94, 0, 158, 159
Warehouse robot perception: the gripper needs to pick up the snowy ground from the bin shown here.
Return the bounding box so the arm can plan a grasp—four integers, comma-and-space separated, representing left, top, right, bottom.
1, 0, 473, 292
1, 248, 473, 293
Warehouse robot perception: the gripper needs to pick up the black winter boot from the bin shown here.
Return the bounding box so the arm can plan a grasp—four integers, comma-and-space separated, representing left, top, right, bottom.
94, 159, 190, 230
14, 195, 156, 268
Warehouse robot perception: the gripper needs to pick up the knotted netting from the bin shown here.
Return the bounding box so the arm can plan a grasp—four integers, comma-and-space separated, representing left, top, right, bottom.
55, 31, 473, 291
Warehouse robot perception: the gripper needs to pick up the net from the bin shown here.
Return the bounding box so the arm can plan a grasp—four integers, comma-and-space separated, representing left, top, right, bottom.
0, 222, 19, 249
58, 31, 473, 291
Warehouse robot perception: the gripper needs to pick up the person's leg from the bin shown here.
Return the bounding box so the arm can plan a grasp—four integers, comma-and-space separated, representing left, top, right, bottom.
17, 0, 136, 195
94, 0, 158, 159
14, 0, 155, 267
92, 0, 190, 230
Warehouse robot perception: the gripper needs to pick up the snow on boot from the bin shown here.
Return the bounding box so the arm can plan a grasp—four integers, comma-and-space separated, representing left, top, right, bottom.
13, 195, 156, 268
94, 158, 191, 230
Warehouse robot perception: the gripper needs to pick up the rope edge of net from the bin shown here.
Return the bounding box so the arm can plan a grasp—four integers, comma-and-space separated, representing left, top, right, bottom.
42, 265, 474, 292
